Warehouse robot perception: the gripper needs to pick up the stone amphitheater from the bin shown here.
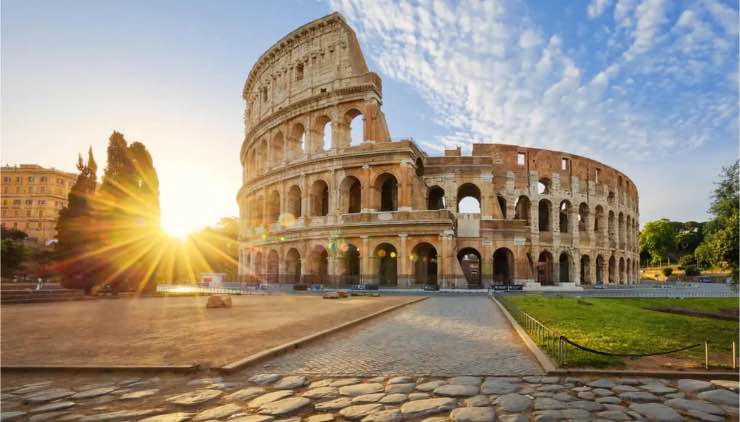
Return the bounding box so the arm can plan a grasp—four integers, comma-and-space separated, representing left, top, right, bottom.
237, 13, 640, 289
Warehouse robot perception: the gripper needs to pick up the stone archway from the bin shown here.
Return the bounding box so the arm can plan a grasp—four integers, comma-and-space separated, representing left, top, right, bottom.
492, 248, 514, 284
412, 243, 438, 285
457, 247, 482, 288
373, 243, 398, 286
537, 251, 554, 285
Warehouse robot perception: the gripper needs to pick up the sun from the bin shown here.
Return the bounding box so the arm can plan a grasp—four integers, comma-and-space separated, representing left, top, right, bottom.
161, 218, 195, 240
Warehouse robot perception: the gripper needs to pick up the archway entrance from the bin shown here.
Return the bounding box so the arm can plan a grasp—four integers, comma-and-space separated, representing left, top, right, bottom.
336, 242, 360, 286
596, 255, 605, 284
309, 246, 328, 284
373, 243, 397, 286
608, 256, 616, 283
412, 243, 437, 286
457, 247, 482, 288
580, 255, 591, 285
537, 251, 553, 285
285, 248, 301, 284
559, 253, 571, 283
267, 250, 279, 284
492, 248, 514, 285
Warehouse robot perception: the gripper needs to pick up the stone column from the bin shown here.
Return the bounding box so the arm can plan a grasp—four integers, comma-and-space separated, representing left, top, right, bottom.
398, 160, 413, 211
569, 207, 579, 246
398, 234, 409, 287
361, 164, 373, 212
361, 235, 370, 284
480, 173, 494, 220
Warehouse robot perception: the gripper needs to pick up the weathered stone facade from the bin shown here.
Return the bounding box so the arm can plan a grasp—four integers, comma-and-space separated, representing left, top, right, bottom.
237, 13, 640, 288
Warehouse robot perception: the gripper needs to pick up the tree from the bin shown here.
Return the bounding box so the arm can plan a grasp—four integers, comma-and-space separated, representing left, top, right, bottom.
55, 149, 99, 292
186, 217, 239, 281
639, 219, 677, 265
696, 161, 739, 281
1, 227, 28, 277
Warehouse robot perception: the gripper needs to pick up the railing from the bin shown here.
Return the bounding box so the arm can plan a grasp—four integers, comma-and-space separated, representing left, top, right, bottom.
493, 292, 738, 368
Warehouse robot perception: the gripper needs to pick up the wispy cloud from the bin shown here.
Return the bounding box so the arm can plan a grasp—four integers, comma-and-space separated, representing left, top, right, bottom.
329, 0, 738, 163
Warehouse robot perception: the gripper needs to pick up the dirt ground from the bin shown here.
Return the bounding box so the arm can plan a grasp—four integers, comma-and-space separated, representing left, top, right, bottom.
1, 295, 416, 367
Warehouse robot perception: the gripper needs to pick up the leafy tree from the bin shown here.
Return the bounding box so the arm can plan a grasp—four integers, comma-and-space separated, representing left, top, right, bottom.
639, 219, 677, 265
675, 221, 704, 256
1, 227, 28, 276
677, 254, 696, 270
55, 149, 99, 292
186, 217, 239, 281
662, 267, 673, 277
696, 161, 739, 281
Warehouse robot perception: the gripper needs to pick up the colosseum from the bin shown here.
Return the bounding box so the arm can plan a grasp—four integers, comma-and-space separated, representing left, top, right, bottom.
237, 13, 640, 289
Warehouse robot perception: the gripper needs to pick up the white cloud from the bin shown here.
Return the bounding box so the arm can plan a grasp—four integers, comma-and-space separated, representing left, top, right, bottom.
329, 0, 738, 164
588, 0, 612, 18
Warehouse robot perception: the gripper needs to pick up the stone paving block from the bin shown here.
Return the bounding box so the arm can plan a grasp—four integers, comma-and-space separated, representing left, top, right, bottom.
629, 403, 682, 422
698, 389, 740, 406
449, 406, 496, 422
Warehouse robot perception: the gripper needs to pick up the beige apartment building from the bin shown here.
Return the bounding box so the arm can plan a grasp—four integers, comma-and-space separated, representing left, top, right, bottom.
1, 164, 78, 244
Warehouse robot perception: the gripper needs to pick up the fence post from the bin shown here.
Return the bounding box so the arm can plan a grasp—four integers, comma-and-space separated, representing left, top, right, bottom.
733, 341, 736, 370
704, 340, 709, 370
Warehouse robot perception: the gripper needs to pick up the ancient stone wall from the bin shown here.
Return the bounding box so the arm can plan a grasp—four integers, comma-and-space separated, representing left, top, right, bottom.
237, 13, 640, 288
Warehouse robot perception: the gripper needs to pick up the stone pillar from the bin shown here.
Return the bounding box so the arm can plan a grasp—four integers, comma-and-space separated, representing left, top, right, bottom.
398, 234, 409, 287
569, 208, 579, 246
480, 173, 494, 220
361, 164, 373, 212
361, 235, 370, 284
398, 160, 413, 211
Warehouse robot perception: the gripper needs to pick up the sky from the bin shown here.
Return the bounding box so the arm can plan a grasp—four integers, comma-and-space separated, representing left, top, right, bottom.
2, 0, 737, 236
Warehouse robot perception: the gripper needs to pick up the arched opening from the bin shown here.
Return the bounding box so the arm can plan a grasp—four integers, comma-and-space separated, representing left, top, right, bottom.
267, 190, 280, 224
618, 212, 625, 248
267, 249, 279, 284
619, 257, 625, 284
537, 251, 554, 285
254, 252, 263, 282
335, 242, 360, 286
289, 123, 306, 159
252, 196, 264, 227
457, 183, 481, 213
315, 115, 332, 152
538, 199, 552, 232
594, 205, 604, 234
580, 255, 591, 284
608, 256, 616, 283
310, 180, 329, 216
608, 191, 615, 204
493, 248, 514, 285
559, 200, 571, 233
271, 132, 284, 164
626, 258, 631, 283
497, 195, 507, 219
373, 243, 397, 286
412, 243, 438, 286
538, 178, 551, 194
258, 139, 268, 173
595, 255, 604, 284
415, 158, 424, 177
286, 185, 302, 221
345, 109, 363, 147
374, 173, 398, 211
608, 211, 616, 246
457, 247, 482, 288
514, 196, 531, 225
285, 248, 301, 284
578, 203, 589, 232
340, 176, 362, 214
309, 246, 328, 284
559, 252, 571, 283
427, 186, 446, 210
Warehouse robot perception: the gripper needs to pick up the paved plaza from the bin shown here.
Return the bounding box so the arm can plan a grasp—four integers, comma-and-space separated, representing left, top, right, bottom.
260, 297, 542, 376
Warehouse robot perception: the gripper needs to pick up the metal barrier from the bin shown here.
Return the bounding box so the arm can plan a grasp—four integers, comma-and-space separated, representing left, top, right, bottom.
493, 292, 738, 368
156, 284, 267, 295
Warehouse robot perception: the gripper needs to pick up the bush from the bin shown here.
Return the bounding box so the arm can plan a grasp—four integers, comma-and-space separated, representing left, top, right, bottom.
662, 267, 674, 277
678, 255, 697, 270
684, 266, 701, 276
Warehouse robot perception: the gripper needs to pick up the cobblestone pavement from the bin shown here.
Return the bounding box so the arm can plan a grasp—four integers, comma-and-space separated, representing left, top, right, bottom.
260, 297, 542, 376
2, 373, 738, 421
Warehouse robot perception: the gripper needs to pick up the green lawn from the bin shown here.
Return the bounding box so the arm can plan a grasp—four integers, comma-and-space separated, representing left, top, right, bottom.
504, 295, 739, 368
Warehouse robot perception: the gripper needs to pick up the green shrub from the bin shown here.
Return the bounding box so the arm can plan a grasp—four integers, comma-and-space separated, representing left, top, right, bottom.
684, 266, 701, 276
678, 255, 697, 270
662, 267, 674, 277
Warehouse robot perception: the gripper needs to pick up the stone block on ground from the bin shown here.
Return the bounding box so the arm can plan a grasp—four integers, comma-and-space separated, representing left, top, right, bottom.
206, 295, 232, 308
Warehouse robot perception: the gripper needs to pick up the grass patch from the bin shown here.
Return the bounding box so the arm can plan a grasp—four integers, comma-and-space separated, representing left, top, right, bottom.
505, 295, 739, 368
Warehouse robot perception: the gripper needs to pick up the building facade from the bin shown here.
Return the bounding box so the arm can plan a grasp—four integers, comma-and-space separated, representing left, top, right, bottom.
1, 164, 77, 244
237, 13, 640, 288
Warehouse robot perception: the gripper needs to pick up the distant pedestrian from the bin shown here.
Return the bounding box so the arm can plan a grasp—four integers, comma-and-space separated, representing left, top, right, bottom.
36, 277, 45, 291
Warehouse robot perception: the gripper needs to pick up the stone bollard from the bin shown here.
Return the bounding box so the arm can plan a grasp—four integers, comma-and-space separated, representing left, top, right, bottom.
206, 295, 232, 308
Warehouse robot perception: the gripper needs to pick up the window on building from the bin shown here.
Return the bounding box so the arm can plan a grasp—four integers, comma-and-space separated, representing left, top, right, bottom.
39, 200, 46, 206
561, 158, 569, 170
296, 63, 304, 81
261, 86, 268, 102
27, 176, 34, 183
595, 168, 600, 183
517, 152, 526, 166
2, 177, 9, 183
13, 200, 21, 206
57, 178, 63, 184
25, 200, 32, 206
16, 177, 21, 184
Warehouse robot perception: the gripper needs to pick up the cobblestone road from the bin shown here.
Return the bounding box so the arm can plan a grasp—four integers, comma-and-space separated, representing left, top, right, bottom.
260, 297, 543, 376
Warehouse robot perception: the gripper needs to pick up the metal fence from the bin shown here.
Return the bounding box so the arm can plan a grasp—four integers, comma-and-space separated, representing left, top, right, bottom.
493, 292, 738, 368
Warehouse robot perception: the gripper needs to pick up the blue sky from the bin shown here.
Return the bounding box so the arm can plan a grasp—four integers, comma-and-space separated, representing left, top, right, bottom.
2, 0, 737, 234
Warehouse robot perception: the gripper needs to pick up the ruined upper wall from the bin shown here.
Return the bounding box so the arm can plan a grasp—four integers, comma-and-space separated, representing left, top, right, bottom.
243, 13, 373, 130
425, 143, 639, 207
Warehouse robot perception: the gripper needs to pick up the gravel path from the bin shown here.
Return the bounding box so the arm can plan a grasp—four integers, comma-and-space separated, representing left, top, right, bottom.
260, 296, 543, 376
